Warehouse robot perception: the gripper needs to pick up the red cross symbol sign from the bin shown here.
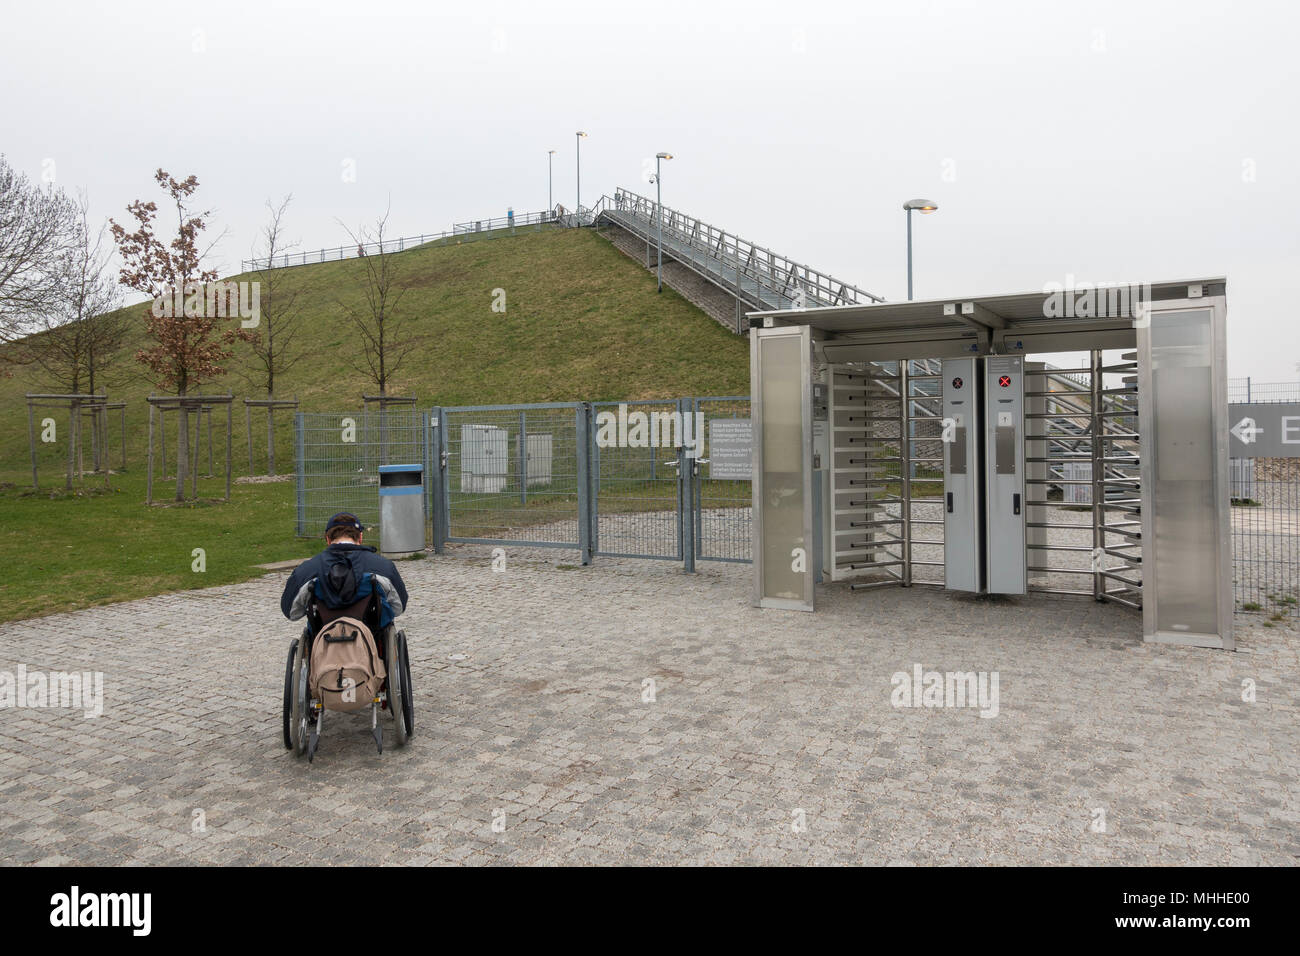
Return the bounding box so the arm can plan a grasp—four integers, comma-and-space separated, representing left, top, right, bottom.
999, 375, 1011, 388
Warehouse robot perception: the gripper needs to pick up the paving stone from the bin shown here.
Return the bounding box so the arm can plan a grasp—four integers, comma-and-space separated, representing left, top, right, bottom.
1, 548, 1296, 865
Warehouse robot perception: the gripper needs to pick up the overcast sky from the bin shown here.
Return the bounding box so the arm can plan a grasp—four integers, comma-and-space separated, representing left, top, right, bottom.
3, 0, 1296, 379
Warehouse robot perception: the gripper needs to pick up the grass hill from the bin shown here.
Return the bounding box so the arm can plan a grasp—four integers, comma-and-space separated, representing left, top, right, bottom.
0, 225, 750, 621
2, 226, 749, 484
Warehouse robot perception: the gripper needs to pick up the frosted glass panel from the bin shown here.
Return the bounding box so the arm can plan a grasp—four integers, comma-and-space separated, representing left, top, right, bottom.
1149, 309, 1218, 636
759, 335, 806, 602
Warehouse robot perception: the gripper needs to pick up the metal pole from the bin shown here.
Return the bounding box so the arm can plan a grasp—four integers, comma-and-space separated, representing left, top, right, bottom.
294, 413, 304, 535
120, 404, 126, 471
246, 401, 253, 475
680, 398, 695, 573
656, 155, 663, 293
1090, 349, 1105, 601
576, 133, 581, 217
906, 208, 913, 301
548, 152, 553, 212
900, 362, 912, 586
518, 410, 527, 506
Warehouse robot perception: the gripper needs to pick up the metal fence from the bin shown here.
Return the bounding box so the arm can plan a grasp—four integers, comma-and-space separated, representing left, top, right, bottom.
437, 403, 587, 551
295, 398, 751, 568
295, 409, 430, 542
243, 209, 558, 272
1231, 475, 1300, 620
1227, 378, 1300, 403
695, 396, 752, 562
592, 400, 686, 560
293, 401, 1298, 623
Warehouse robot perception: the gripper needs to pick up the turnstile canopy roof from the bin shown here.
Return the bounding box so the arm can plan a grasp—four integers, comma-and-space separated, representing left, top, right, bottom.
748, 277, 1225, 361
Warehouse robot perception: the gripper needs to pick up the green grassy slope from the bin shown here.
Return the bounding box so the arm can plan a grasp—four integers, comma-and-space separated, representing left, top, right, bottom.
1, 227, 747, 484
0, 226, 750, 621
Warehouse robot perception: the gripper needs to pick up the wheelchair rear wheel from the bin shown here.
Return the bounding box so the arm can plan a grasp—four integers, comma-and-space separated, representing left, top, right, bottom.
384, 627, 409, 747
397, 630, 414, 739
281, 638, 298, 749
291, 634, 310, 757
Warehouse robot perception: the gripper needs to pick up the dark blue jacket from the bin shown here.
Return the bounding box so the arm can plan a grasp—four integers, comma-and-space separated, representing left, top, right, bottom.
280, 543, 409, 630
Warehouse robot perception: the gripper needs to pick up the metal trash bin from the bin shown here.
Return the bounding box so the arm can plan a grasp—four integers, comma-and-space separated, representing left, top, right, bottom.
378, 464, 424, 556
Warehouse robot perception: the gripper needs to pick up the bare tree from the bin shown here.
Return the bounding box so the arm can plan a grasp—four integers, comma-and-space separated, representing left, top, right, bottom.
241, 195, 306, 473
21, 194, 127, 396
338, 208, 414, 396
0, 155, 79, 356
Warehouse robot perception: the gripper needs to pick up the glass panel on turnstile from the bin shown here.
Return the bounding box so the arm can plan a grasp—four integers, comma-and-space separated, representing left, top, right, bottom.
942, 358, 981, 592
985, 356, 1026, 595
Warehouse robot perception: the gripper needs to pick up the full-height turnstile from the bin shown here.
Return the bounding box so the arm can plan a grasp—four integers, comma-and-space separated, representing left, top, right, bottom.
940, 356, 1027, 595
750, 279, 1232, 650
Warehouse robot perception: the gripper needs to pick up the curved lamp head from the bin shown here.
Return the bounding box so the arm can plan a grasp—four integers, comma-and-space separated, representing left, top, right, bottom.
548, 149, 556, 155
903, 198, 938, 214
656, 152, 673, 160
576, 131, 588, 138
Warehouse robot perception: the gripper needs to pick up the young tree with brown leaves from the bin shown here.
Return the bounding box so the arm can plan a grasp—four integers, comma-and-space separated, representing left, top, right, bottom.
111, 169, 247, 501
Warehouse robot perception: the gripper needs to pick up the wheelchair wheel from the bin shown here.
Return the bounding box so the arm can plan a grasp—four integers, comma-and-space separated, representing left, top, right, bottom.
385, 627, 409, 747
397, 630, 414, 739
281, 638, 298, 749
292, 634, 310, 757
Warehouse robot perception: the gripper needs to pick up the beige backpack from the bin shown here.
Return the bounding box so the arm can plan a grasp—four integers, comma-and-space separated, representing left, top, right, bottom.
310, 617, 387, 713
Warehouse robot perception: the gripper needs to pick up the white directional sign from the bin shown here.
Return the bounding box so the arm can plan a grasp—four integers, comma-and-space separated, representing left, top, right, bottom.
1228, 403, 1300, 457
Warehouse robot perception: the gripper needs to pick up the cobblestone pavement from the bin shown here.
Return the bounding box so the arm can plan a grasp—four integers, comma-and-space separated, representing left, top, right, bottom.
2, 546, 1297, 866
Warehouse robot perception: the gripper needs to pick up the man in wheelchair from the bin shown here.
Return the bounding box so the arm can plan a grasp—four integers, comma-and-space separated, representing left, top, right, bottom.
279, 512, 413, 760
280, 512, 409, 635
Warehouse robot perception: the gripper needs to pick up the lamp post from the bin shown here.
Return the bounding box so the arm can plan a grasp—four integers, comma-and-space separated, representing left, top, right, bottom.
652, 152, 672, 292
548, 150, 556, 213
903, 198, 938, 300
575, 131, 587, 219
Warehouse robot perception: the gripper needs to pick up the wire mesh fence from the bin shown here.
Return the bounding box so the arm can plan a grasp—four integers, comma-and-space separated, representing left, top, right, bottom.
292, 401, 1298, 621
695, 396, 752, 562
295, 409, 429, 543
1232, 476, 1300, 620
1227, 378, 1300, 403
592, 400, 685, 559
243, 210, 557, 271
441, 404, 585, 547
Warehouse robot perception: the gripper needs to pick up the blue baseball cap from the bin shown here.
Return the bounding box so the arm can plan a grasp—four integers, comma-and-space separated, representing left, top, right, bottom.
325, 512, 363, 535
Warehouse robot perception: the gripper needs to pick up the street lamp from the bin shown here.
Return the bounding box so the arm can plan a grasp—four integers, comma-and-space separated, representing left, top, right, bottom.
903, 198, 938, 300
547, 150, 556, 213
575, 131, 587, 218
652, 152, 673, 292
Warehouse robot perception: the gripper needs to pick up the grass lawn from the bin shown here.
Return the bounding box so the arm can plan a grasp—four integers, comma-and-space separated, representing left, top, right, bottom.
0, 470, 314, 624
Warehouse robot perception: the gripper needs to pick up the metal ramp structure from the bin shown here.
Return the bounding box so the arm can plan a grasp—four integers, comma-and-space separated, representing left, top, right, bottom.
586, 188, 883, 330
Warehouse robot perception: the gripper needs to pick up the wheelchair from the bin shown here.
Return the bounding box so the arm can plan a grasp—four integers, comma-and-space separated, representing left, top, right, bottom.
281, 580, 414, 762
